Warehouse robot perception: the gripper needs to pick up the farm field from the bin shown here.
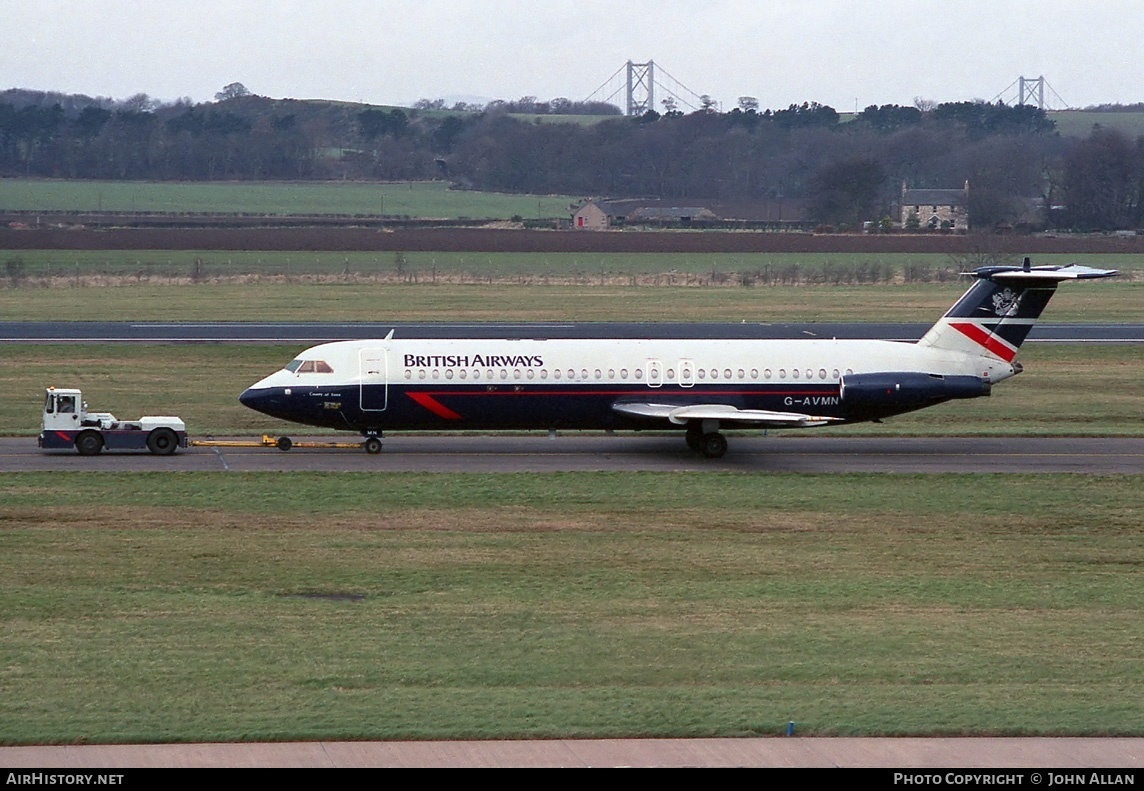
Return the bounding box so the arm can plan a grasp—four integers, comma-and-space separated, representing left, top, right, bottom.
0, 179, 579, 219
1048, 110, 1144, 138
3, 344, 1141, 437
1, 471, 1140, 744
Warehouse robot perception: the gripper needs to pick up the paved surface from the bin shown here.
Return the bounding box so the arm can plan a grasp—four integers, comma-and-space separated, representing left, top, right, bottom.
2, 737, 1142, 768
2, 321, 1142, 344
6, 435, 1144, 474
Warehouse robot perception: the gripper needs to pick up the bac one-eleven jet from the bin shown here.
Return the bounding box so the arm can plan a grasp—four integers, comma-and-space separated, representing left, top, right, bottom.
239, 260, 1116, 458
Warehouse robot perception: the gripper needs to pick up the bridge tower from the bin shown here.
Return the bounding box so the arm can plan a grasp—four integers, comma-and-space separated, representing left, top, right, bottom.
1018, 76, 1045, 109
625, 61, 655, 116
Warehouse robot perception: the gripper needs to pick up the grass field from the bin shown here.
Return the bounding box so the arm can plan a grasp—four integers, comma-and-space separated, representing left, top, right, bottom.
1, 251, 1141, 323
6, 249, 1144, 282
0, 179, 580, 218
3, 344, 1142, 437
1, 471, 1140, 743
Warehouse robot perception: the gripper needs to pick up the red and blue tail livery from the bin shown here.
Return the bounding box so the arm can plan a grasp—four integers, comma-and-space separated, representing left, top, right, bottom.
239, 260, 1117, 458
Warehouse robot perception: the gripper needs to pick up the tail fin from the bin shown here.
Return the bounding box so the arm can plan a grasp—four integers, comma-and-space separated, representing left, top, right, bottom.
919, 260, 1118, 362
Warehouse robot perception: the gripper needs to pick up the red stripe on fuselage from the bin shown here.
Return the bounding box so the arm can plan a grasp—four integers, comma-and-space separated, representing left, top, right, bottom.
406, 392, 464, 420
949, 322, 1017, 362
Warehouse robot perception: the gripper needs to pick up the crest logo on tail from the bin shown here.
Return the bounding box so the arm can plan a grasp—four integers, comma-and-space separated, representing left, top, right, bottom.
991, 288, 1021, 317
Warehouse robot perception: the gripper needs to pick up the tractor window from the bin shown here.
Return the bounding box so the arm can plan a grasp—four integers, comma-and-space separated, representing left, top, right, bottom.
58, 396, 76, 413
45, 392, 54, 413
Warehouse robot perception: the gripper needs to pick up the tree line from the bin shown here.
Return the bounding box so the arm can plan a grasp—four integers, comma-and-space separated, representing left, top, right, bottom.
1, 87, 1142, 231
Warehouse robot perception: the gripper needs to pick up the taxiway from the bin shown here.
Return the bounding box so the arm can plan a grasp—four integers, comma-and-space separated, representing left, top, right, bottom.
6, 436, 1143, 474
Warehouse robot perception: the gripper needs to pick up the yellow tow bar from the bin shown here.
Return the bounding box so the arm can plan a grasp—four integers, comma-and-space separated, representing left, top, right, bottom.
190, 435, 368, 452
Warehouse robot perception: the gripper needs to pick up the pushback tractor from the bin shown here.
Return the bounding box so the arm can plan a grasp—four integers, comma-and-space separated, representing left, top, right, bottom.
38, 387, 188, 456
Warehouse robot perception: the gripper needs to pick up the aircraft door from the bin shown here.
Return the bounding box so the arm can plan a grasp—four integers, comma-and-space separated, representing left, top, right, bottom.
359, 348, 388, 411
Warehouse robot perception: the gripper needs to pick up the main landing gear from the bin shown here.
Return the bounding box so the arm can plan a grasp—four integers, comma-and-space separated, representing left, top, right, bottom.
685, 424, 728, 459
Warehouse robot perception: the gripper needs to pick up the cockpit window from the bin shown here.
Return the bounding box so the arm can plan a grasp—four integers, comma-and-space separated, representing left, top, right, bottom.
296, 360, 334, 374
284, 359, 302, 373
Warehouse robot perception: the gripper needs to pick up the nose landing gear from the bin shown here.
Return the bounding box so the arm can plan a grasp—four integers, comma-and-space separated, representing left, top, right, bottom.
362, 430, 383, 454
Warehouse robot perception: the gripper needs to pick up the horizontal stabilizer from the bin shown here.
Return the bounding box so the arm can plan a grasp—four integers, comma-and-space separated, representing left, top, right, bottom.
613, 402, 841, 428
966, 263, 1119, 281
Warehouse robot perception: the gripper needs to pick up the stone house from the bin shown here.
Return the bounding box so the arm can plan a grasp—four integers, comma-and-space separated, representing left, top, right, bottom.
900, 181, 970, 232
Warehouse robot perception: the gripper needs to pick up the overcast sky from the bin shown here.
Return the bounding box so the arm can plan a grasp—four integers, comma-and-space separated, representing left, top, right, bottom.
4, 0, 1143, 111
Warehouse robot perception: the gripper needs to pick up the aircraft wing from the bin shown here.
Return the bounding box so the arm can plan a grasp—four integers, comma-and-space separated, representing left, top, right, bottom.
612, 402, 842, 428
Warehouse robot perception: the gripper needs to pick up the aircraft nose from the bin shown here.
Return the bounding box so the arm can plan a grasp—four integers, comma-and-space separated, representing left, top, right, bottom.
239, 387, 270, 413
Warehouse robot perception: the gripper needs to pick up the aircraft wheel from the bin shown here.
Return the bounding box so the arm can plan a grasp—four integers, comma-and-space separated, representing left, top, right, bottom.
363, 436, 383, 454
685, 426, 703, 452
146, 427, 179, 456
276, 436, 293, 452
699, 432, 728, 459
75, 431, 104, 456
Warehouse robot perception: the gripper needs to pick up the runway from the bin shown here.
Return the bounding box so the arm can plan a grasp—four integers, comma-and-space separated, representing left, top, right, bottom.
2, 321, 1142, 343
7, 435, 1143, 473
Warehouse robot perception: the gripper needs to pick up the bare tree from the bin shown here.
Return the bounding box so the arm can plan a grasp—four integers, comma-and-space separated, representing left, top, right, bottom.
215, 82, 251, 102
